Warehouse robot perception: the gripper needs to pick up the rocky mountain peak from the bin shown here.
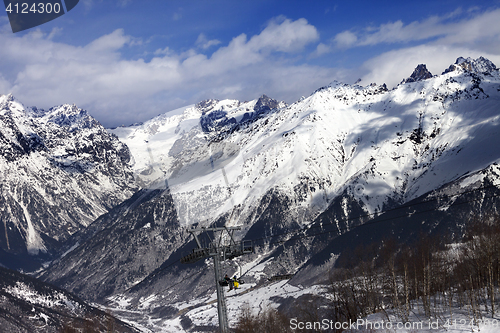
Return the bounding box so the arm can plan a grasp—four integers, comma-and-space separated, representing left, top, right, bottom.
254, 94, 281, 113
43, 104, 98, 130
0, 94, 23, 115
443, 56, 497, 75
402, 64, 433, 84
0, 96, 138, 265
0, 96, 96, 131
2, 93, 14, 102
196, 99, 221, 114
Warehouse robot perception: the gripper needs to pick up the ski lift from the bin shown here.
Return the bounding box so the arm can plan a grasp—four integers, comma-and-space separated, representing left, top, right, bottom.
218, 275, 245, 289
233, 276, 245, 287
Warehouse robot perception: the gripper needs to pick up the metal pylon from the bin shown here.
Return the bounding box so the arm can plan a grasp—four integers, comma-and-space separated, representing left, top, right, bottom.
213, 248, 228, 333
181, 227, 253, 333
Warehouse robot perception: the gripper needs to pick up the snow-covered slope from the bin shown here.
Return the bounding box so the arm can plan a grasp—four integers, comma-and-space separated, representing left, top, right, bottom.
0, 266, 138, 332
0, 95, 138, 268
40, 188, 186, 301
111, 56, 500, 229
41, 56, 500, 332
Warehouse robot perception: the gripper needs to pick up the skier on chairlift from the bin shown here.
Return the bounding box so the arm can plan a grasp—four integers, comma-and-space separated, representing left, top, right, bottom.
233, 275, 240, 289
224, 274, 233, 290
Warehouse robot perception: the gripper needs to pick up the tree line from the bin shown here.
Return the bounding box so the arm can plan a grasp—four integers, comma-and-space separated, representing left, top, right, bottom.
234, 215, 500, 332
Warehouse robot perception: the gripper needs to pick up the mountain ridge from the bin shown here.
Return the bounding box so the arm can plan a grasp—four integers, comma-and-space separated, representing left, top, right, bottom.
35, 57, 500, 331
0, 94, 138, 269
2, 56, 500, 331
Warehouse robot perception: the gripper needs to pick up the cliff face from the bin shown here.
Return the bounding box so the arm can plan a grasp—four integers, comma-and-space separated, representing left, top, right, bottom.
0, 95, 138, 269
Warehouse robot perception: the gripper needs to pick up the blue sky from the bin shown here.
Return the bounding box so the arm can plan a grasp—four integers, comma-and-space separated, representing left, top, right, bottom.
1, 0, 500, 127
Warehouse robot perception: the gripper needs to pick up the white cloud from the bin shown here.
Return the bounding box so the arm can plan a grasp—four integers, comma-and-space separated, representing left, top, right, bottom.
435, 9, 500, 49
0, 17, 331, 127
359, 44, 500, 88
153, 46, 174, 56
46, 27, 63, 40
332, 8, 500, 49
0, 74, 11, 95
86, 28, 132, 52
246, 17, 319, 53
195, 33, 221, 50
6, 7, 498, 128
313, 43, 330, 56
334, 30, 358, 48
322, 7, 500, 88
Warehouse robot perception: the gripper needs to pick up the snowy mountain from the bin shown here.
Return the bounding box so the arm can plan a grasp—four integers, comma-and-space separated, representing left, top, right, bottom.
0, 95, 138, 270
109, 95, 290, 226
110, 56, 500, 230
40, 187, 186, 301
401, 63, 433, 83
37, 56, 500, 331
0, 266, 138, 332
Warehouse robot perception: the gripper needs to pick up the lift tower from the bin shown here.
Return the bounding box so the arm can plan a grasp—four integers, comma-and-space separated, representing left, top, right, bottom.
181, 227, 252, 333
